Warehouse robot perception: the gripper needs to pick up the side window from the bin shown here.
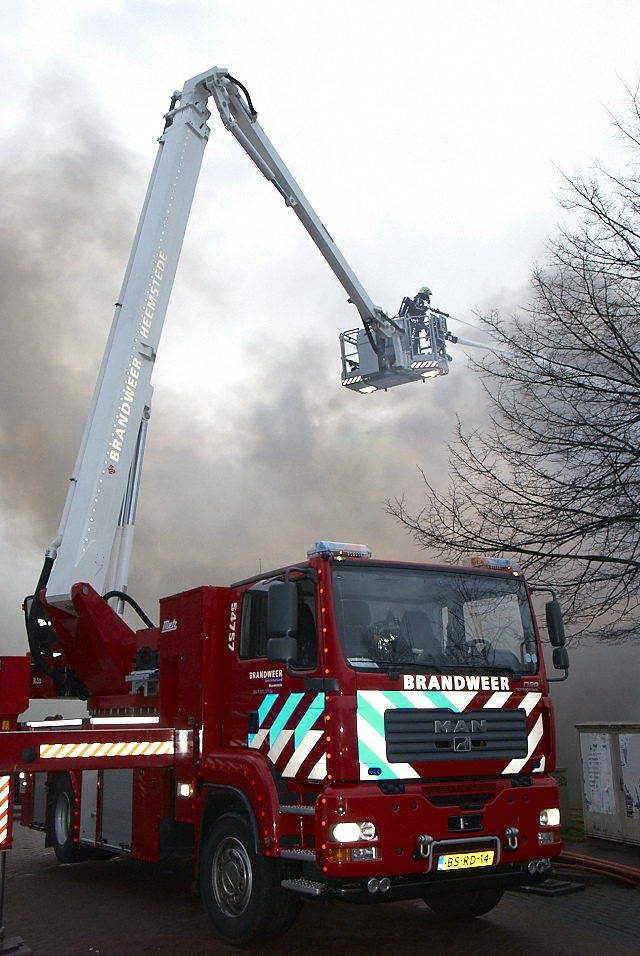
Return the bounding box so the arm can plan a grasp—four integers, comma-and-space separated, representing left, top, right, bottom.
291, 578, 318, 671
239, 590, 268, 659
238, 580, 318, 670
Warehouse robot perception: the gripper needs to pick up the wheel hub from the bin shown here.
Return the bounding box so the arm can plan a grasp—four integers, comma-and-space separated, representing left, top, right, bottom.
213, 837, 253, 917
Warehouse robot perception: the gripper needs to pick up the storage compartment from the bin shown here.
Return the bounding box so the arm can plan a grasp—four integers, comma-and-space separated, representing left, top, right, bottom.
80, 769, 98, 843
100, 768, 133, 850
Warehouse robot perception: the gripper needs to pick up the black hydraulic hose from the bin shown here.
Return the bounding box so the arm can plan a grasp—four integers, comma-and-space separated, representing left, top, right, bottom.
363, 320, 383, 357
162, 92, 180, 132
225, 73, 258, 118
103, 591, 155, 629
25, 558, 90, 699
25, 555, 55, 677
362, 312, 404, 359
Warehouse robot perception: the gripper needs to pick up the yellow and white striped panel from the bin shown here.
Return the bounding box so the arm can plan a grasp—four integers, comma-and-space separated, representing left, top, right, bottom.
0, 775, 11, 845
39, 740, 174, 760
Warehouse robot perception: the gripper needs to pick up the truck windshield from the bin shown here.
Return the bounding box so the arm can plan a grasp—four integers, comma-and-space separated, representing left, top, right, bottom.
331, 564, 538, 676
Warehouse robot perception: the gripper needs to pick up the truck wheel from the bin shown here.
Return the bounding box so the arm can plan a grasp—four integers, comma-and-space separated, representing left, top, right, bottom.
200, 813, 301, 944
425, 886, 504, 919
50, 776, 88, 864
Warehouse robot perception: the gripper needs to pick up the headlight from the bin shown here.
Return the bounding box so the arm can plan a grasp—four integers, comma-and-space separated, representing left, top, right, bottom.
329, 821, 377, 843
539, 808, 561, 827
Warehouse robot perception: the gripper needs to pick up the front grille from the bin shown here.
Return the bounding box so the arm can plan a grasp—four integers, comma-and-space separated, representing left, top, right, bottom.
385, 707, 528, 763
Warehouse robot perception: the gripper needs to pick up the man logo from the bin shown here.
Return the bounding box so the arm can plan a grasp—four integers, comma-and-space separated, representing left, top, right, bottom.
454, 736, 472, 752
434, 719, 486, 734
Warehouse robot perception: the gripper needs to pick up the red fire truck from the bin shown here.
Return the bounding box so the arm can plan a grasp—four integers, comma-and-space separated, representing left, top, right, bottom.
0, 68, 569, 945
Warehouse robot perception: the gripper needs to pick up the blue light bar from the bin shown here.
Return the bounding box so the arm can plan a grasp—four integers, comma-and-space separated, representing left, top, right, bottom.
465, 556, 521, 573
307, 541, 372, 559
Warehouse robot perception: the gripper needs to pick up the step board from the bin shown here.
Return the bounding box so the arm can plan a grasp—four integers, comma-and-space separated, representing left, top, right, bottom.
281, 878, 328, 897
279, 848, 316, 862
280, 804, 316, 816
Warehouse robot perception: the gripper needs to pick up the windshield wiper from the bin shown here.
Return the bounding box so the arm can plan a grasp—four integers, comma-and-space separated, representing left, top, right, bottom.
347, 657, 446, 677
378, 660, 448, 680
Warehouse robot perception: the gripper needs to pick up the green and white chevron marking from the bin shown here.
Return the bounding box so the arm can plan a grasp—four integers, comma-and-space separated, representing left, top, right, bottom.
356, 689, 541, 780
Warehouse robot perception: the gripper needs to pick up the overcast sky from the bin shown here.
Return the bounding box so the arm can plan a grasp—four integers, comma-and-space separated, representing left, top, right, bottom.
2, 0, 640, 661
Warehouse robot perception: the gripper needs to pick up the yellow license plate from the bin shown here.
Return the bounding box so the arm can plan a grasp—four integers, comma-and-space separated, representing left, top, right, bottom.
437, 850, 495, 871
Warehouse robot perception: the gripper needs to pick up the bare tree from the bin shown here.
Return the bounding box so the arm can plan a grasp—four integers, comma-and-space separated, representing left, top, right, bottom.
388, 86, 640, 642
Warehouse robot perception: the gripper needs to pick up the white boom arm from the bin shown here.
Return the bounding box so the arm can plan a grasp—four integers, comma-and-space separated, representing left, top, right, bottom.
45, 70, 216, 610
205, 71, 408, 366
44, 67, 442, 611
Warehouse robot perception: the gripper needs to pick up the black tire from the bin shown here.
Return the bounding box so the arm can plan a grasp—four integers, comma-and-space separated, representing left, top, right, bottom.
50, 775, 89, 864
200, 813, 301, 944
425, 886, 504, 919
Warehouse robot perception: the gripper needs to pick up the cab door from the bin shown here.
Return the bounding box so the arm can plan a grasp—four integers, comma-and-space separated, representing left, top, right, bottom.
227, 577, 328, 784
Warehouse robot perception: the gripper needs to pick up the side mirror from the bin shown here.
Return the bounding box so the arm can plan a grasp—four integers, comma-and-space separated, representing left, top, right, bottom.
545, 600, 566, 647
548, 644, 569, 682
267, 580, 298, 637
267, 580, 300, 666
553, 646, 569, 671
267, 636, 299, 663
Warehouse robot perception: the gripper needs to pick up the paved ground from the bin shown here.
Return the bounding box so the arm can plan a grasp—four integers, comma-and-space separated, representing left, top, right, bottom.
3, 816, 640, 956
